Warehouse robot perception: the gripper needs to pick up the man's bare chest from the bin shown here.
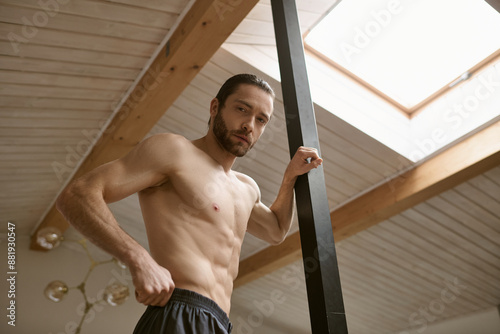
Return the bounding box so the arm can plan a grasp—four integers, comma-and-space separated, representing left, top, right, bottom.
173, 166, 253, 218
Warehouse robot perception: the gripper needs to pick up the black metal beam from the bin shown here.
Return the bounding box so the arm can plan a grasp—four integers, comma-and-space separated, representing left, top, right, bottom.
270, 0, 348, 333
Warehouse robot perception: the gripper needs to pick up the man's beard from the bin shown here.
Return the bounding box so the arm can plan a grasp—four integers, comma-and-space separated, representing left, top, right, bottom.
212, 110, 253, 157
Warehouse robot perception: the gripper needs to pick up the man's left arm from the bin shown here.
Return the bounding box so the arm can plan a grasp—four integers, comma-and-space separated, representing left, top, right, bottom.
247, 147, 323, 245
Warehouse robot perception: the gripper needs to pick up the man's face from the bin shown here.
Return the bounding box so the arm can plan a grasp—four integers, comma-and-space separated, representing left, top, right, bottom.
211, 84, 274, 157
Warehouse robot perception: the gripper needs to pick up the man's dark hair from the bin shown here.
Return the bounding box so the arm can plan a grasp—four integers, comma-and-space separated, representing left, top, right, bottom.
209, 74, 275, 126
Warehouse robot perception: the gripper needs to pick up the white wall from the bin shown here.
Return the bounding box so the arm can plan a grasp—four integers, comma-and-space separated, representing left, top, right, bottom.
1, 235, 145, 334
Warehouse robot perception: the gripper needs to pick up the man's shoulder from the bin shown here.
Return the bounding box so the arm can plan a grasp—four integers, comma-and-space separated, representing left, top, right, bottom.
131, 133, 194, 170
234, 171, 260, 194
143, 133, 189, 146
139, 133, 192, 154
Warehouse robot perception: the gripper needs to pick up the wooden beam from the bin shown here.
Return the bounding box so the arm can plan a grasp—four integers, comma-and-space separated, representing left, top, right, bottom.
30, 0, 259, 250
235, 120, 500, 286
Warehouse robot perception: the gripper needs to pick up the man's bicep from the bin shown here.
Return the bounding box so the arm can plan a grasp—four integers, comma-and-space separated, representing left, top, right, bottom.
87, 136, 175, 203
247, 201, 281, 244
92, 161, 160, 203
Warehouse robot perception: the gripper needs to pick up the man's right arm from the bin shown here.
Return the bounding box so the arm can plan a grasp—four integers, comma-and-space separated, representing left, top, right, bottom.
56, 133, 183, 306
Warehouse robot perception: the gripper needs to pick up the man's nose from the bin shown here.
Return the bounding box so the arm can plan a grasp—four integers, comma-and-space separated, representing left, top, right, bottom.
242, 118, 254, 132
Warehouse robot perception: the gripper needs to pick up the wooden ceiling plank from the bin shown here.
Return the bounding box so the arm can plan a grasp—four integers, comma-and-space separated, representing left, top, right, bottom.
371, 225, 499, 306
458, 176, 500, 221
354, 230, 493, 310
235, 121, 500, 286
0, 23, 158, 57
0, 70, 130, 91
1, 109, 109, 120
0, 4, 168, 42
0, 97, 111, 111
339, 241, 441, 305
0, 55, 139, 80
338, 252, 432, 312
430, 193, 500, 250
0, 84, 121, 101
0, 0, 177, 28
29, 0, 260, 250
451, 185, 500, 228
88, 0, 188, 14
0, 42, 149, 69
399, 209, 500, 278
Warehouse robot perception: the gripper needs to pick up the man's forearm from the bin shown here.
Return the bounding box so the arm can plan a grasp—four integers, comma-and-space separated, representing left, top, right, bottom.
269, 174, 297, 242
56, 183, 149, 268
269, 146, 323, 242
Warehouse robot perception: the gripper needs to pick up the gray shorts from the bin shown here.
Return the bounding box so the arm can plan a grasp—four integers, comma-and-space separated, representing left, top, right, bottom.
133, 288, 233, 334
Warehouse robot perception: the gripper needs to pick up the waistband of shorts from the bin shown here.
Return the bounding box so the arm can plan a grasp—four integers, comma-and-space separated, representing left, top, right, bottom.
169, 288, 231, 330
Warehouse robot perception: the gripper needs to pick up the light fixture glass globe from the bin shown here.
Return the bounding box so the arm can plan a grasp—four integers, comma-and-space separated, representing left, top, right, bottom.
113, 258, 127, 269
44, 280, 68, 302
36, 227, 63, 250
103, 283, 129, 306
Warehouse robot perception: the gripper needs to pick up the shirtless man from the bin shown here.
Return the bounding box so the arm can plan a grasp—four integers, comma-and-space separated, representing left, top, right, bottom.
56, 74, 322, 333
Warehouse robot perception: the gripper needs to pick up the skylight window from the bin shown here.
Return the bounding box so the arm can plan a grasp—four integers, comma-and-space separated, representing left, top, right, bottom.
305, 0, 500, 111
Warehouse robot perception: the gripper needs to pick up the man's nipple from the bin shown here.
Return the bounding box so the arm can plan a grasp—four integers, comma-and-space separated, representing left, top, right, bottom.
213, 203, 220, 212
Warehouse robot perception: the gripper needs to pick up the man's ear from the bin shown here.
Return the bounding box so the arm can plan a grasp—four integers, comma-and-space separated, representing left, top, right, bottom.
210, 98, 219, 117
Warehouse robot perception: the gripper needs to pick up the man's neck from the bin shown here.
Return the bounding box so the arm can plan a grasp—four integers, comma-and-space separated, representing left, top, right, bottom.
193, 135, 236, 173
